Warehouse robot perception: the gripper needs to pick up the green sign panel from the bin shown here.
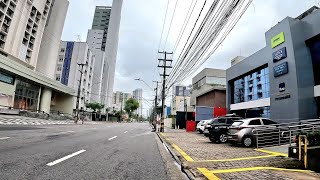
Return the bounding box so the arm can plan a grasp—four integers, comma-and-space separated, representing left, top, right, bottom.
271, 32, 285, 48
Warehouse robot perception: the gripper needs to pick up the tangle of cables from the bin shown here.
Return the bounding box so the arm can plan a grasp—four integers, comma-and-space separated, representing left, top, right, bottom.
165, 0, 253, 92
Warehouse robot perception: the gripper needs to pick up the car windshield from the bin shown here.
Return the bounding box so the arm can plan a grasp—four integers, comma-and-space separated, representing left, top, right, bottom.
232, 121, 244, 127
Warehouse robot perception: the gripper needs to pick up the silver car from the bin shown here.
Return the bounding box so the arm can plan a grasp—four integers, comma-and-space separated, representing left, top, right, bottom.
227, 118, 277, 147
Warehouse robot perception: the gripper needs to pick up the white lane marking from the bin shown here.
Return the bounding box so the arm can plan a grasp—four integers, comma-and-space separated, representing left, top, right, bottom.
163, 142, 169, 153
108, 136, 117, 140
124, 131, 128, 134
0, 137, 10, 140
66, 131, 75, 133
46, 149, 86, 166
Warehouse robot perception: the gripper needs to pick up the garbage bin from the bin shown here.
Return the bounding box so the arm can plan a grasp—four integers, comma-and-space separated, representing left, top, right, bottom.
186, 120, 196, 132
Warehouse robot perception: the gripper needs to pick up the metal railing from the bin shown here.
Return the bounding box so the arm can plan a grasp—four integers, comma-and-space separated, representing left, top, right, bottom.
253, 119, 320, 148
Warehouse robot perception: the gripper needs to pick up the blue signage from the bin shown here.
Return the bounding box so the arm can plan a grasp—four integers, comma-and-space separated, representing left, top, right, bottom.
273, 47, 287, 63
274, 62, 289, 77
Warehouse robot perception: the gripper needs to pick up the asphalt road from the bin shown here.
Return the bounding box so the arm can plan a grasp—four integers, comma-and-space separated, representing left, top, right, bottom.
0, 122, 169, 180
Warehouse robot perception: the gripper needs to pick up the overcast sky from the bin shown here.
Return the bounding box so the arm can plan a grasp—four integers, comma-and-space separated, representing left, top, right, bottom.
62, 0, 319, 115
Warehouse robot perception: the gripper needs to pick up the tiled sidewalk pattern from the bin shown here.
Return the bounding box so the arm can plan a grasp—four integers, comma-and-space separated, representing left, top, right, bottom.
0, 115, 100, 125
161, 131, 318, 180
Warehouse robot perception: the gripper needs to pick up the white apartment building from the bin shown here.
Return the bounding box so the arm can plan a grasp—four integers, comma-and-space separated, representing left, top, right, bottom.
86, 1, 123, 109
0, 0, 75, 114
55, 41, 95, 111
112, 91, 131, 111
132, 88, 143, 117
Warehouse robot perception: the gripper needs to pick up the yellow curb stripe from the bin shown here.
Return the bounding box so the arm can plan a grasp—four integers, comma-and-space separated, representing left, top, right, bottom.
171, 144, 194, 162
255, 149, 288, 157
210, 167, 312, 174
198, 168, 221, 180
196, 154, 278, 162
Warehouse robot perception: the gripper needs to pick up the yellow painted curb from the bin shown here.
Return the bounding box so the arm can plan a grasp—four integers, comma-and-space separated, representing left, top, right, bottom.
171, 143, 194, 162
196, 154, 278, 162
210, 166, 312, 174
198, 168, 221, 180
255, 149, 288, 157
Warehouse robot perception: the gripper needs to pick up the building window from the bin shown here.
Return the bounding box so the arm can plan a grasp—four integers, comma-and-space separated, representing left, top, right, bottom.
56, 75, 61, 81
59, 55, 64, 62
232, 66, 269, 104
56, 65, 62, 71
61, 48, 65, 53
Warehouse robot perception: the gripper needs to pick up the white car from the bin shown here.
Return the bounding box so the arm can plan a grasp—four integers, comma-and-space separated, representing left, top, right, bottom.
196, 120, 211, 133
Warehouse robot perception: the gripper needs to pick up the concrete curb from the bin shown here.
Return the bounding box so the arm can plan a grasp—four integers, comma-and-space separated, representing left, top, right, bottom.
156, 132, 197, 180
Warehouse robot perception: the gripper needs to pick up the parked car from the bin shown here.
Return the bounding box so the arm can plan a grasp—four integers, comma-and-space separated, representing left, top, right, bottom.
206, 115, 243, 143
196, 120, 211, 133
227, 118, 277, 147
203, 119, 215, 137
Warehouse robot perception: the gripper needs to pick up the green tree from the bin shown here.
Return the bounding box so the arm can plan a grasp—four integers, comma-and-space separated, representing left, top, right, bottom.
85, 102, 105, 112
124, 98, 139, 117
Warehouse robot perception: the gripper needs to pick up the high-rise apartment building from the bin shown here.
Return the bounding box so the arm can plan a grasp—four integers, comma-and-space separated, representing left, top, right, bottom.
86, 1, 123, 109
0, 0, 75, 114
112, 91, 131, 111
132, 88, 143, 117
55, 41, 95, 110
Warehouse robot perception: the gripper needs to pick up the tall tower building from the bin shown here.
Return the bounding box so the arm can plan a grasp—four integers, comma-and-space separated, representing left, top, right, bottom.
86, 1, 123, 109
132, 88, 143, 117
0, 0, 75, 114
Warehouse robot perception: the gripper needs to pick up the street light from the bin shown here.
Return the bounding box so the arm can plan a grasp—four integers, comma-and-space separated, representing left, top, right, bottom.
134, 78, 153, 91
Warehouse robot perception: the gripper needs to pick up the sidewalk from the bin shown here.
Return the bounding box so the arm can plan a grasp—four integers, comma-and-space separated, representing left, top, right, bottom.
0, 115, 102, 125
159, 128, 320, 180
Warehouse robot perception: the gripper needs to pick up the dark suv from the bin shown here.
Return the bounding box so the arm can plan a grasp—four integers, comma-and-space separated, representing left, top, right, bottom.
207, 115, 242, 143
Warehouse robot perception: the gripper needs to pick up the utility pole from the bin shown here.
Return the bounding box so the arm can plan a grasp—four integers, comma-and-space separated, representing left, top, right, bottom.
76, 63, 87, 120
153, 80, 160, 129
158, 51, 173, 132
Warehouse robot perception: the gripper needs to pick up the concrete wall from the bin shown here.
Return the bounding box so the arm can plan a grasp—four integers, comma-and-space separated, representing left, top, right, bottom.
51, 92, 75, 114
37, 0, 69, 79
196, 90, 226, 108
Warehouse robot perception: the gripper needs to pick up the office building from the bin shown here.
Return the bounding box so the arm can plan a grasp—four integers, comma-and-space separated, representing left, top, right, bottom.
55, 41, 95, 110
132, 88, 143, 116
171, 85, 193, 115
112, 91, 131, 111
0, 0, 75, 114
227, 6, 320, 122
190, 68, 226, 107
86, 1, 123, 109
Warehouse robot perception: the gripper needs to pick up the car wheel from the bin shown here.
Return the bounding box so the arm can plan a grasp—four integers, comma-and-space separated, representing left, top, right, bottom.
242, 136, 253, 147
217, 134, 228, 143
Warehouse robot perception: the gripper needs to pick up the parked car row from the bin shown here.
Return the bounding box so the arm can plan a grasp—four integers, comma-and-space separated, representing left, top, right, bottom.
197, 115, 278, 147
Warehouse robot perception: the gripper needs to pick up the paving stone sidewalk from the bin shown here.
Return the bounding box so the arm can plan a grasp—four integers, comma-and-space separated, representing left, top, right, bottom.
161, 129, 320, 180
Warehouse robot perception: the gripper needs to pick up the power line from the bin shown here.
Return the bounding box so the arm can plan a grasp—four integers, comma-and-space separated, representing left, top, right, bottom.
163, 0, 180, 51
157, 0, 170, 51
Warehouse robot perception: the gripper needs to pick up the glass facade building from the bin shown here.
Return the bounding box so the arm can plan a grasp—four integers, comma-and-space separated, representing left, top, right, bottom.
233, 66, 270, 103
231, 66, 270, 118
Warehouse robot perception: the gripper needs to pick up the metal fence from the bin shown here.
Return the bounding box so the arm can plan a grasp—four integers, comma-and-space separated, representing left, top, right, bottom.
253, 119, 320, 148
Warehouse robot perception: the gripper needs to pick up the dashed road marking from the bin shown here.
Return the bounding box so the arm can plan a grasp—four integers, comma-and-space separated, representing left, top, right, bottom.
108, 136, 117, 140
124, 131, 128, 134
0, 137, 10, 140
46, 149, 86, 166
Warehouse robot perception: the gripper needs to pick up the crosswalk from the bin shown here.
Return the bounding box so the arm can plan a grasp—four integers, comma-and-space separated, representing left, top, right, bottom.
0, 116, 101, 125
